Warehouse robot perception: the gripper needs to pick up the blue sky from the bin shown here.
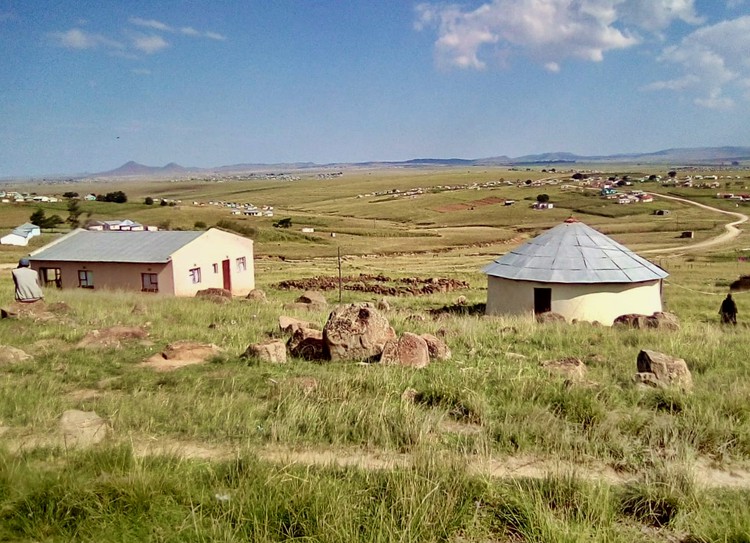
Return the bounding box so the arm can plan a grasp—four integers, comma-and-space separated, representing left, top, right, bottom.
1, 0, 749, 176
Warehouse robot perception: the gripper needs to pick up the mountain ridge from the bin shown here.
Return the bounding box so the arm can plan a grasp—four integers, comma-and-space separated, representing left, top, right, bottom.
89, 146, 750, 179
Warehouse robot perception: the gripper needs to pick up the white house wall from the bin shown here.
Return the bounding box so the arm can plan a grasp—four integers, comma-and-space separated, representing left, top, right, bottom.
486, 277, 663, 325
0, 233, 28, 246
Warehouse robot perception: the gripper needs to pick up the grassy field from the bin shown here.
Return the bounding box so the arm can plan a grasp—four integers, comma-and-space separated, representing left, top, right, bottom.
1, 166, 750, 541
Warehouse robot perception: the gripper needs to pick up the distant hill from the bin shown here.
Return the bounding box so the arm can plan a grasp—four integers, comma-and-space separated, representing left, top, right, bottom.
87, 146, 750, 179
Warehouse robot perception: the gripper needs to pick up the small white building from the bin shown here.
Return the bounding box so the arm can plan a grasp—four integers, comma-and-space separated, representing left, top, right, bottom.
483, 219, 668, 325
0, 222, 41, 246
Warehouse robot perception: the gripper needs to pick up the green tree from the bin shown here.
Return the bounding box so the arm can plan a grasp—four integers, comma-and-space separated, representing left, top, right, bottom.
29, 208, 46, 227
536, 194, 550, 204
273, 217, 292, 228
144, 196, 154, 205
66, 199, 83, 228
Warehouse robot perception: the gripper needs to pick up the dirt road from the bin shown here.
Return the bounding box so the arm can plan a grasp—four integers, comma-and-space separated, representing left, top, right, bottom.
641, 192, 748, 255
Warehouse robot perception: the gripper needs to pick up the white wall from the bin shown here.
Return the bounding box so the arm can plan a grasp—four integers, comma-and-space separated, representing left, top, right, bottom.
486, 277, 663, 325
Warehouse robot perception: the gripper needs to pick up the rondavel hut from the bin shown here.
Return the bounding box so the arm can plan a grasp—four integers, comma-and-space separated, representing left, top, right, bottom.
482, 218, 668, 325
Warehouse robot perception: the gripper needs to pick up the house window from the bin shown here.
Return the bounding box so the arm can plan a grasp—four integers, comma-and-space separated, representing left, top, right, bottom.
189, 267, 202, 284
141, 273, 158, 292
236, 256, 247, 272
41, 267, 62, 288
78, 270, 94, 289
212, 263, 219, 273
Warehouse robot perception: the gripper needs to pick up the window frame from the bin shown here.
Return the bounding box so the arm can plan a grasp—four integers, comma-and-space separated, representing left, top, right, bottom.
78, 270, 94, 289
189, 267, 202, 284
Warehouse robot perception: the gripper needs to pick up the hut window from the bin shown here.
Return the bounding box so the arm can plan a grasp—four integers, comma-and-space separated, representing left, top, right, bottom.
534, 288, 551, 314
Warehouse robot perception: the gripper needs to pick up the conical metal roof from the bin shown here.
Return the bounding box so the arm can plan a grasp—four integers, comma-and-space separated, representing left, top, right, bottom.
483, 220, 668, 284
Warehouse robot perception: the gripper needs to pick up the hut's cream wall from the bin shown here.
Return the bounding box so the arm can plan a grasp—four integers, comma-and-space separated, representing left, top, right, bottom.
169, 228, 255, 296
486, 277, 663, 325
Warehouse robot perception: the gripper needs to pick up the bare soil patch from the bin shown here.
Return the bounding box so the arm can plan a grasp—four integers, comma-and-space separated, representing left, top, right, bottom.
275, 274, 470, 296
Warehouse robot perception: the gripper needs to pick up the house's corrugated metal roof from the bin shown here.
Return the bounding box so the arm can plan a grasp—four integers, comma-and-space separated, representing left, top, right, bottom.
11, 223, 39, 237
29, 229, 205, 263
483, 221, 668, 284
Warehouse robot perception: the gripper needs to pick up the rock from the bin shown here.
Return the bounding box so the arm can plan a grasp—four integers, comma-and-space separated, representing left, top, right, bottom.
536, 312, 566, 324
456, 295, 467, 305
405, 314, 426, 323
246, 289, 267, 301
0, 346, 32, 364
196, 288, 232, 299
287, 327, 326, 361
420, 333, 451, 361
76, 326, 149, 350
614, 312, 680, 330
323, 303, 395, 362
542, 357, 587, 382
279, 316, 319, 334
141, 341, 222, 371
60, 410, 110, 448
380, 332, 430, 368
401, 387, 419, 403
635, 349, 692, 390
296, 291, 327, 306
376, 298, 390, 311
242, 340, 287, 363
506, 352, 527, 360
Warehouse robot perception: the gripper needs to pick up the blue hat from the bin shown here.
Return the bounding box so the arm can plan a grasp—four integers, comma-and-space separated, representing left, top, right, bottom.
18, 258, 30, 267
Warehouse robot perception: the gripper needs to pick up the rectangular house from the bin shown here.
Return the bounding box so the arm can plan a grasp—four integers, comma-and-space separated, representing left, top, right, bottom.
28, 228, 254, 296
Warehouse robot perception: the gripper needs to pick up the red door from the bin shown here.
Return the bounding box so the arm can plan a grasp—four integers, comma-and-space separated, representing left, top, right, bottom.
222, 259, 231, 291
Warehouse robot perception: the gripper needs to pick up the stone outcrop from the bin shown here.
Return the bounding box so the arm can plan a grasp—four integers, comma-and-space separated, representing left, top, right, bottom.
634, 349, 692, 390
246, 289, 267, 301
323, 303, 395, 362
614, 312, 680, 331
380, 332, 430, 368
296, 291, 327, 306
242, 340, 287, 363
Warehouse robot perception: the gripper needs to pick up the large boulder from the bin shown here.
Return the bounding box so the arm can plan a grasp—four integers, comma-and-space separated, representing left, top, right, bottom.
380, 332, 430, 368
635, 349, 692, 390
287, 327, 326, 361
323, 303, 395, 362
246, 289, 267, 301
614, 312, 680, 331
420, 333, 451, 361
242, 340, 287, 364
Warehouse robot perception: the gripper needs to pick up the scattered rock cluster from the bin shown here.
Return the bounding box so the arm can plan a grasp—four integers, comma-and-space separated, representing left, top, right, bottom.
243, 301, 451, 367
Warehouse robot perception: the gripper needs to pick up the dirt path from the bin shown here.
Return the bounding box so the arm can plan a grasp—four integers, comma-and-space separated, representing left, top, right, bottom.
129, 438, 750, 490
642, 192, 748, 255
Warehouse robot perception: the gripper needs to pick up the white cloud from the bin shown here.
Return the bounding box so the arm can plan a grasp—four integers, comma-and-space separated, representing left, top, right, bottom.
49, 28, 123, 51
647, 16, 750, 108
129, 17, 171, 32
415, 0, 703, 71
132, 34, 169, 54
204, 31, 227, 41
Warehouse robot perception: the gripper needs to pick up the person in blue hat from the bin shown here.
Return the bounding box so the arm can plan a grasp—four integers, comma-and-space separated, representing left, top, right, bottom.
11, 258, 43, 303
